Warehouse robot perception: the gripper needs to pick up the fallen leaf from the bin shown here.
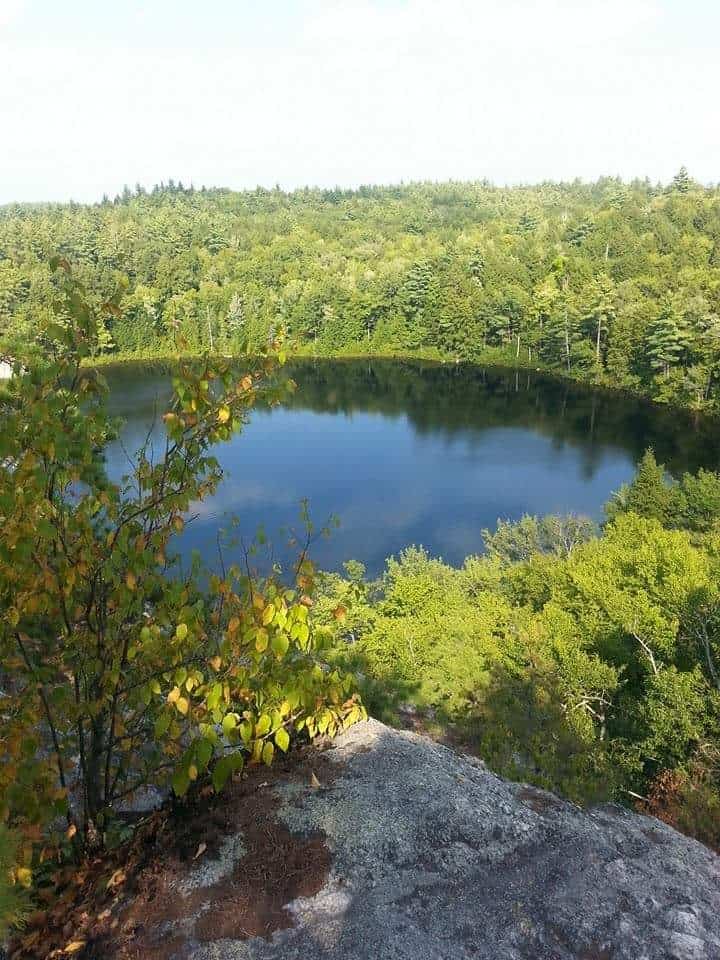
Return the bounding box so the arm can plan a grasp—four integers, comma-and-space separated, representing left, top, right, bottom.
64, 942, 86, 955
106, 868, 125, 890
193, 842, 207, 860
310, 771, 321, 788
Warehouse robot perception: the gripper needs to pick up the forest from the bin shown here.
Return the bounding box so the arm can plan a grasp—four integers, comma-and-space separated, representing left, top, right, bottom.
2, 177, 720, 945
315, 450, 720, 849
2, 168, 720, 409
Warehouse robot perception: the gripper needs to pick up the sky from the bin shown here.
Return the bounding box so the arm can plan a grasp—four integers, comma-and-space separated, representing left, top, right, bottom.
1, 0, 718, 203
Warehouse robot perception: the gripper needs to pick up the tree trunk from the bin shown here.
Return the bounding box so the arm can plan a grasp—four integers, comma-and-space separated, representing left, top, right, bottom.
85, 714, 109, 850
206, 306, 214, 353
564, 315, 571, 370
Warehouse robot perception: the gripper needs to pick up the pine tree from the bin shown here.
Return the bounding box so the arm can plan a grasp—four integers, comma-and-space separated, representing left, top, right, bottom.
565, 217, 595, 247
606, 449, 677, 525
671, 166, 693, 193
580, 277, 615, 365
645, 303, 688, 378
541, 300, 578, 370
224, 292, 245, 347
518, 211, 540, 234
398, 261, 435, 318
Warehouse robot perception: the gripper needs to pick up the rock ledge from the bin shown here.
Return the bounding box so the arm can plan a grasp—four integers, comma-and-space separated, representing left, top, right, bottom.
182, 719, 720, 960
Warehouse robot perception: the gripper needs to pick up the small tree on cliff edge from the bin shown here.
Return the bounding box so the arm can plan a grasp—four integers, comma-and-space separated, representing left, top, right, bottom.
0, 259, 364, 858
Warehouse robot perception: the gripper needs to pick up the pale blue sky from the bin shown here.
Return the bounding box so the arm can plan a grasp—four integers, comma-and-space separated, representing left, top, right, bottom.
1, 0, 718, 203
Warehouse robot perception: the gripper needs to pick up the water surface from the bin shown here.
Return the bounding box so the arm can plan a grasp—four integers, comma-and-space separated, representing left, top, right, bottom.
105, 360, 720, 576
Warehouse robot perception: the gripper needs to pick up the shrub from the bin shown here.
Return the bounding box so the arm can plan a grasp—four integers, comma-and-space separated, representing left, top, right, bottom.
641, 750, 720, 851
0, 261, 364, 855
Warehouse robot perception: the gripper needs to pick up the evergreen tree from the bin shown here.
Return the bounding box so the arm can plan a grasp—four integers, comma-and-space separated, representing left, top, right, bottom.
580, 277, 615, 365
224, 292, 246, 347
645, 302, 688, 378
605, 449, 677, 524
671, 166, 693, 193
518, 211, 540, 234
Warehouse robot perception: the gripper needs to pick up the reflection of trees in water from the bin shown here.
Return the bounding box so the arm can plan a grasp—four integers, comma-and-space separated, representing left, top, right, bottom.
282, 360, 720, 477
104, 359, 720, 479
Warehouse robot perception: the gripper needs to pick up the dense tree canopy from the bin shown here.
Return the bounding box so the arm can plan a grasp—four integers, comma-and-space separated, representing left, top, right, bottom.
314, 459, 720, 845
2, 173, 720, 408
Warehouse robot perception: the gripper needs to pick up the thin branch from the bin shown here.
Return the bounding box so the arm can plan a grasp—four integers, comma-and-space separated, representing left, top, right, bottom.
14, 631, 69, 798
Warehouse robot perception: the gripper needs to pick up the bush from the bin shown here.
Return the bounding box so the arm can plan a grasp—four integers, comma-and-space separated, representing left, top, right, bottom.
0, 261, 364, 855
482, 513, 597, 563
641, 750, 720, 851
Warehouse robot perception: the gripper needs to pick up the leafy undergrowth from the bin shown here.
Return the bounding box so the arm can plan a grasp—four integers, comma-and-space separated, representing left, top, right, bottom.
638, 754, 720, 853
6, 742, 339, 960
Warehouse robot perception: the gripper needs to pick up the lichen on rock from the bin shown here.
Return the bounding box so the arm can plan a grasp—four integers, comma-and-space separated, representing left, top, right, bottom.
185, 719, 720, 960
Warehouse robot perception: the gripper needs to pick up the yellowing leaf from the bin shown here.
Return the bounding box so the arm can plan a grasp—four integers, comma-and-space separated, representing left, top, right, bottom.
275, 728, 290, 753
125, 572, 137, 591
176, 623, 188, 640
255, 714, 271, 737
167, 686, 181, 704
217, 405, 231, 424
176, 697, 189, 716
261, 604, 275, 626
63, 942, 87, 955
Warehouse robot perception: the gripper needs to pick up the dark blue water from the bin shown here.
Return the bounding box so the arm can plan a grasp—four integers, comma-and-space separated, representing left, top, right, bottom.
104, 360, 720, 576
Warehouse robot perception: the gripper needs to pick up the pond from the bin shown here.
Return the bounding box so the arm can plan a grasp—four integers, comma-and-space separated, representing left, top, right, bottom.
105, 359, 720, 576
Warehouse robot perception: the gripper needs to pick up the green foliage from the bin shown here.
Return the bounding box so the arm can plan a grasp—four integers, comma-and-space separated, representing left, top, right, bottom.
2, 175, 720, 409
0, 263, 364, 855
482, 513, 597, 563
606, 449, 678, 524
315, 485, 720, 814
0, 826, 29, 937
607, 447, 720, 534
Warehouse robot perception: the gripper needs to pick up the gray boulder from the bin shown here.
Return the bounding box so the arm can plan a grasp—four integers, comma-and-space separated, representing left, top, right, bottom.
159, 719, 720, 960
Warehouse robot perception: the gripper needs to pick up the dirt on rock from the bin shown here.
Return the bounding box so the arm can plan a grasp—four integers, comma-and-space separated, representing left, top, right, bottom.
8, 720, 720, 960
7, 746, 337, 960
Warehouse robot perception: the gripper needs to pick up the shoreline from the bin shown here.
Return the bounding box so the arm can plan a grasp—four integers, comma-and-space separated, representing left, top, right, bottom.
84, 348, 717, 422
